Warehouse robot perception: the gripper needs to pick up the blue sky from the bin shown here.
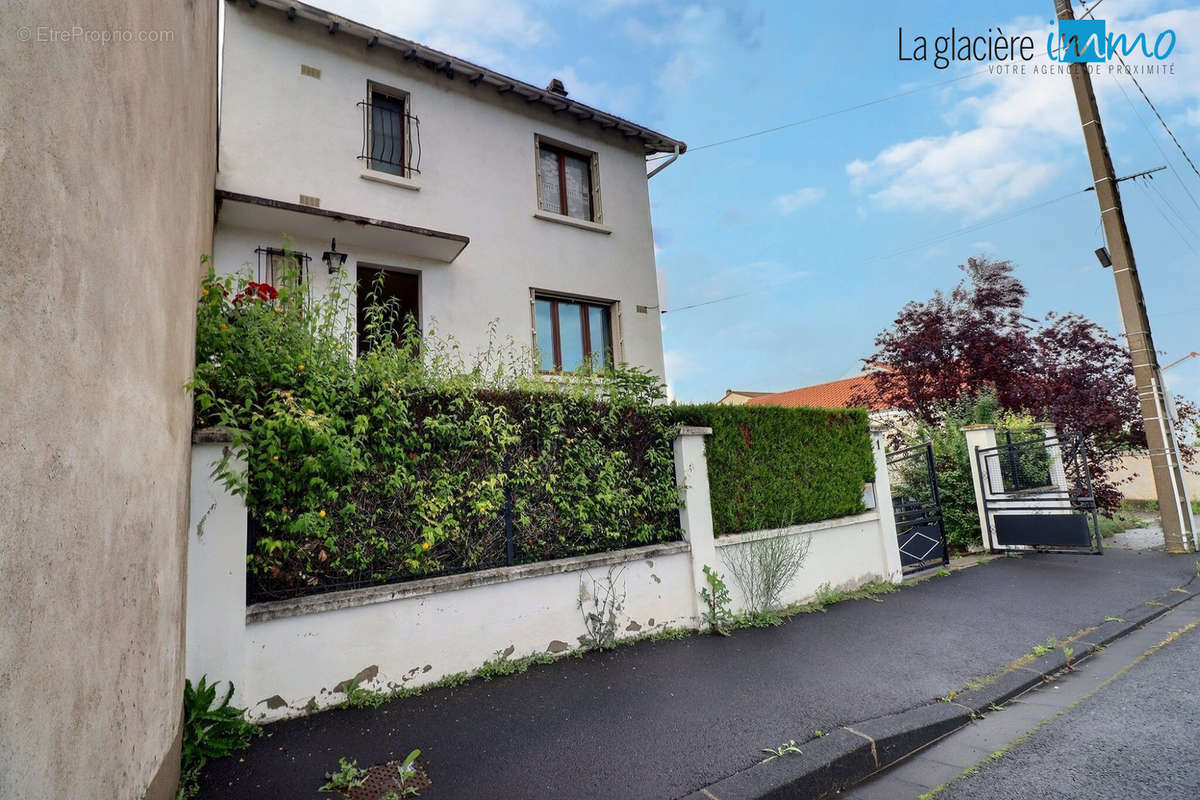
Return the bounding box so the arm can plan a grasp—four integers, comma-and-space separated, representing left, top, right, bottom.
318, 0, 1200, 405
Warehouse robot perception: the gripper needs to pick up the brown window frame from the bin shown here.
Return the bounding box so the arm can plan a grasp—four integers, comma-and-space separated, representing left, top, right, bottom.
366, 81, 413, 178
533, 292, 615, 373
535, 137, 600, 222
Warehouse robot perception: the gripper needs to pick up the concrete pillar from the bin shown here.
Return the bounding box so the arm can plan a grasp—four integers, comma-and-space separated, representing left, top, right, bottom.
186, 433, 248, 705
870, 425, 903, 583
962, 424, 998, 552
674, 426, 716, 623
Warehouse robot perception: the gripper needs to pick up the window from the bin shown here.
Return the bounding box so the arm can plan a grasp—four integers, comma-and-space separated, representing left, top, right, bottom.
255, 247, 309, 285
537, 141, 597, 221
361, 84, 418, 177
533, 293, 614, 373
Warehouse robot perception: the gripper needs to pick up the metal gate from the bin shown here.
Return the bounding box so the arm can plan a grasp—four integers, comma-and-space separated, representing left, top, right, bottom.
887, 442, 948, 575
975, 432, 1102, 554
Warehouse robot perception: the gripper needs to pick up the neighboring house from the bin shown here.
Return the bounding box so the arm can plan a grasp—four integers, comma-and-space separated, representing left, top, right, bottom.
1, 3, 217, 798
717, 389, 773, 405
743, 373, 912, 439
745, 374, 894, 415
216, 0, 685, 379
1110, 452, 1200, 503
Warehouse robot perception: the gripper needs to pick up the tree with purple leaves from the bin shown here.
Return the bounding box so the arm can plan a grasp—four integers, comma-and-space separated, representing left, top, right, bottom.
858, 256, 1195, 512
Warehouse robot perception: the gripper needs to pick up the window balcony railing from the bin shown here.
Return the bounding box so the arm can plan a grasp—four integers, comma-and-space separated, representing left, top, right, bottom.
358, 99, 421, 176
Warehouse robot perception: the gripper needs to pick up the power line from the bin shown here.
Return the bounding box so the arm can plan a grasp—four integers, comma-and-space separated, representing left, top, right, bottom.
1143, 176, 1200, 246
651, 17, 1108, 163
647, 68, 994, 161
869, 189, 1087, 261
1080, 1, 1200, 189
664, 188, 1088, 313
1135, 178, 1200, 258
1105, 70, 1200, 215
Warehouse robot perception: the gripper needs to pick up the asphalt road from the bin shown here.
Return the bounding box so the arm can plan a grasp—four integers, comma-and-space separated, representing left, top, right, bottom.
198, 550, 1197, 800
938, 605, 1200, 800
844, 595, 1200, 800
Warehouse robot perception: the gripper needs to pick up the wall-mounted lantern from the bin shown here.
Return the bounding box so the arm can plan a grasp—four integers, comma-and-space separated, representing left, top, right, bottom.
322, 238, 347, 273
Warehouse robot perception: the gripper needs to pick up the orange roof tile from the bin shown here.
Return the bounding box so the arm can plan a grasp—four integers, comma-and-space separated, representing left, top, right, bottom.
746, 374, 892, 411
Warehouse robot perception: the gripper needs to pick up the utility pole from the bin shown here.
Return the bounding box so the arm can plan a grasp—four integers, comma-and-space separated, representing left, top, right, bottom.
1054, 0, 1196, 553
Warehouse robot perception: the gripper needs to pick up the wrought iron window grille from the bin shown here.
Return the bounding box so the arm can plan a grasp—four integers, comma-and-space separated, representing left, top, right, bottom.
358, 99, 422, 176
254, 247, 310, 285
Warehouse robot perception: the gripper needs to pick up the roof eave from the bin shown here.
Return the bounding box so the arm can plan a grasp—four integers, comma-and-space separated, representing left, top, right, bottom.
239, 0, 687, 156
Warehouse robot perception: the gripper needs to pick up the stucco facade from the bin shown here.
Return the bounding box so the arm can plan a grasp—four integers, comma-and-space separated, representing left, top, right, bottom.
215, 0, 682, 377
0, 2, 218, 798
1112, 452, 1200, 503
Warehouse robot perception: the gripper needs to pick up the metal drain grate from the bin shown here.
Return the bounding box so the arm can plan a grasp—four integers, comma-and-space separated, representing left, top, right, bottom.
346, 758, 432, 799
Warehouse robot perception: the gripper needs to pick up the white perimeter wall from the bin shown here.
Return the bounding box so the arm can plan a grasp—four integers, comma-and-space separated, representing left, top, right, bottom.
187, 428, 902, 723
715, 512, 892, 614
244, 547, 693, 719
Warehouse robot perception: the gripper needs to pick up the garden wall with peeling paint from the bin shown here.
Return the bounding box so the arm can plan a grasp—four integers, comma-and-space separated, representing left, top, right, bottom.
187, 425, 903, 723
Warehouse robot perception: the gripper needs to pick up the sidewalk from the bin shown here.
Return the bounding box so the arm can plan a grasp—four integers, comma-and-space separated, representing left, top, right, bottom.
198, 550, 1197, 800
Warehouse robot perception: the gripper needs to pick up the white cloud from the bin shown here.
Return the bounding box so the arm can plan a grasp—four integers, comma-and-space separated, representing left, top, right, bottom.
318, 0, 549, 73
849, 127, 1060, 219
773, 187, 825, 215
620, 4, 761, 93
847, 5, 1200, 220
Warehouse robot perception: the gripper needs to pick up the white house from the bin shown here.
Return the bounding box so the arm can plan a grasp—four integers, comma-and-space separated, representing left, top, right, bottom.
215, 0, 685, 378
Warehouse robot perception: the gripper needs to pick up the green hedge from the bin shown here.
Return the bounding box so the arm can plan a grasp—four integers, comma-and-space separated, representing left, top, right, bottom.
190, 265, 681, 600
670, 404, 874, 536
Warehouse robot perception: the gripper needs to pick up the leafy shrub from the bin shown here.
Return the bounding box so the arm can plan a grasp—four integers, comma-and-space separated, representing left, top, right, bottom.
190, 261, 680, 598
669, 404, 874, 535
178, 677, 259, 799
902, 392, 1051, 551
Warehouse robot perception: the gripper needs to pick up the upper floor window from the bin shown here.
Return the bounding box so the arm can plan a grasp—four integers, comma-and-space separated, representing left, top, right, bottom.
533, 292, 614, 373
536, 138, 599, 222
359, 83, 420, 177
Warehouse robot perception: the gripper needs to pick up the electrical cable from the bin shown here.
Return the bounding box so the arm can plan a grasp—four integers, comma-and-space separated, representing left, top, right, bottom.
664, 189, 1088, 313
1144, 176, 1200, 246
1079, 0, 1200, 193
1135, 178, 1200, 258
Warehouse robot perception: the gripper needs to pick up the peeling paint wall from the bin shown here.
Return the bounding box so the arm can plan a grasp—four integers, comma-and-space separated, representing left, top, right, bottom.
186, 439, 901, 726
184, 428, 902, 726
0, 2, 218, 798
241, 550, 694, 721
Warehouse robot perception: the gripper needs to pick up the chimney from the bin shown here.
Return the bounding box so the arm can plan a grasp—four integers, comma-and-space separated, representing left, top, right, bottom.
545, 78, 568, 97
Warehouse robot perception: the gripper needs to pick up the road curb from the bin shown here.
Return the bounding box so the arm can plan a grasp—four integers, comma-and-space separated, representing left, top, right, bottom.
683, 584, 1197, 800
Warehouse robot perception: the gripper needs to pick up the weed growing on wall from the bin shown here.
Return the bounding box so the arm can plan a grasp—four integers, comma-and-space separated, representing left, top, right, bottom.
700, 565, 733, 635
578, 567, 627, 650
190, 259, 682, 597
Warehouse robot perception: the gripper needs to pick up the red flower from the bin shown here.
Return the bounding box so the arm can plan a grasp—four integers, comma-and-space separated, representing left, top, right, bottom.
232, 281, 280, 306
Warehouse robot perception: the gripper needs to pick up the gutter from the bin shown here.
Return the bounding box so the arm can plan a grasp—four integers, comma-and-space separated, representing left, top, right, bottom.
646, 143, 681, 180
